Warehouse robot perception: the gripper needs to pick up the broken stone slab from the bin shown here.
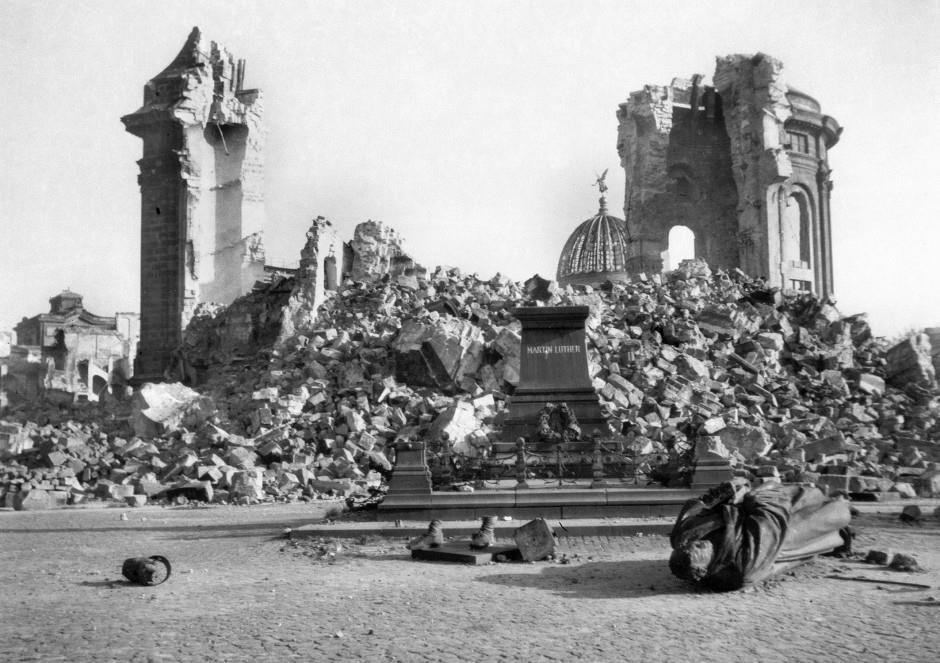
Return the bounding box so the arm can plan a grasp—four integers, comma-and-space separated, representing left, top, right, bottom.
411, 541, 520, 565
392, 318, 485, 391
131, 382, 215, 438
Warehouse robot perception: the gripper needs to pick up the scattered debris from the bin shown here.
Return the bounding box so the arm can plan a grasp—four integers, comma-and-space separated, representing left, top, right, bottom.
900, 505, 924, 523
826, 575, 931, 589
865, 549, 892, 565
121, 556, 171, 586
889, 553, 924, 573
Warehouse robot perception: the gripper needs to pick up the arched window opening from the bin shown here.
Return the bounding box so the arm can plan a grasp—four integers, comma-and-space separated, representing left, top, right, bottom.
782, 193, 811, 269
676, 176, 691, 199
662, 225, 696, 271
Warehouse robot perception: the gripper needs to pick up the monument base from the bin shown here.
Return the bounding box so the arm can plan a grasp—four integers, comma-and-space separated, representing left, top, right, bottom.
502, 387, 607, 440
691, 459, 733, 490
386, 446, 432, 495
410, 541, 520, 564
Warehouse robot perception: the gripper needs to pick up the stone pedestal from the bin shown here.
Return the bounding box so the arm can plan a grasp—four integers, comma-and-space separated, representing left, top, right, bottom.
386, 444, 432, 495
502, 306, 606, 444
691, 459, 733, 490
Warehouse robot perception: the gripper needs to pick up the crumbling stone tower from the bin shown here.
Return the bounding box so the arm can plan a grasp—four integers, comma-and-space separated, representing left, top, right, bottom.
617, 53, 840, 296
122, 27, 265, 378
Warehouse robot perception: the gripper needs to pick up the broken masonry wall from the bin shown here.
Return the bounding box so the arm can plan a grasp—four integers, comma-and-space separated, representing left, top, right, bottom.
617, 76, 739, 274
617, 83, 674, 273
714, 53, 793, 288
123, 28, 266, 378
926, 328, 940, 378
278, 217, 339, 343
618, 53, 839, 297
347, 221, 421, 282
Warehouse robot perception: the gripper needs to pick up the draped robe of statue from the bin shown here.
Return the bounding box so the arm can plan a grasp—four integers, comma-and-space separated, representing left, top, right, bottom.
669, 481, 852, 591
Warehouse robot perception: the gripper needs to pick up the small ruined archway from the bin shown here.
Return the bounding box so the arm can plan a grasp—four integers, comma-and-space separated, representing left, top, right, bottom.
662, 225, 696, 271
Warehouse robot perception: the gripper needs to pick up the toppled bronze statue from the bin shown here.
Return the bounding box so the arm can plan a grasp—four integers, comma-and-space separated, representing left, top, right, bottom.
669, 481, 851, 591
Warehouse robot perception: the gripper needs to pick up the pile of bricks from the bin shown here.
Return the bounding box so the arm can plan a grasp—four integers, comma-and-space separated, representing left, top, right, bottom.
2, 241, 939, 508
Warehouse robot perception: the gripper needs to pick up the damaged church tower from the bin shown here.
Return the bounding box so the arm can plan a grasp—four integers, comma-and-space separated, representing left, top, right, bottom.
122, 27, 265, 378
617, 53, 841, 296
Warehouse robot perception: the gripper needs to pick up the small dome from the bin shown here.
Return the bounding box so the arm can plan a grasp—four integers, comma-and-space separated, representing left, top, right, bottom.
556, 197, 631, 287
786, 85, 821, 114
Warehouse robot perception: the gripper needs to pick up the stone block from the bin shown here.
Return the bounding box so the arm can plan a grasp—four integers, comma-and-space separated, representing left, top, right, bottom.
701, 416, 726, 435
227, 447, 258, 469
899, 505, 923, 522
857, 373, 885, 397
110, 484, 136, 499
915, 470, 940, 497
512, 518, 556, 561
847, 475, 893, 493
891, 482, 917, 498
814, 474, 850, 493
48, 490, 70, 507
125, 494, 148, 507
230, 469, 264, 501
131, 382, 215, 438
717, 425, 772, 460
695, 436, 730, 461
885, 334, 936, 388
14, 489, 53, 511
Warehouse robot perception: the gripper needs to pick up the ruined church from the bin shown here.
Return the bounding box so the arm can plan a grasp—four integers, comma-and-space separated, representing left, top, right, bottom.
122, 28, 266, 378
122, 33, 841, 379
559, 53, 840, 296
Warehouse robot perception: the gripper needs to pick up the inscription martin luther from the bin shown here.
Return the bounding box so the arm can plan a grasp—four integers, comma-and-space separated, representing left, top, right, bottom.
501, 306, 606, 446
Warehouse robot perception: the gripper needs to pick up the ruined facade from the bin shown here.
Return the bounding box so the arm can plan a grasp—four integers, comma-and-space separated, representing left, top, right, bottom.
616, 54, 841, 295
122, 27, 265, 378
10, 291, 139, 399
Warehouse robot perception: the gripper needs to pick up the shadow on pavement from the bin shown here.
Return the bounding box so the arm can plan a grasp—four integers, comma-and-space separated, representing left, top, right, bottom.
476, 559, 694, 598
78, 580, 132, 588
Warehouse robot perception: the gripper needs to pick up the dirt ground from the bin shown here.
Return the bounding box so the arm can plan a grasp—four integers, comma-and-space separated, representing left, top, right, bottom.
1, 502, 938, 663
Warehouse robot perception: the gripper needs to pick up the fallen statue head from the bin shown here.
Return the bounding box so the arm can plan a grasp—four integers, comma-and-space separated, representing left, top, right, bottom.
669, 539, 714, 582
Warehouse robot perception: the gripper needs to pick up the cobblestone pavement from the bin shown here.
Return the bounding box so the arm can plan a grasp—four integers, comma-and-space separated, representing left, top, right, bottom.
1, 503, 938, 662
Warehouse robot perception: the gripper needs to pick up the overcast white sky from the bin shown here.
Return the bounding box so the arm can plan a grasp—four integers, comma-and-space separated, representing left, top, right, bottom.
1, 0, 938, 338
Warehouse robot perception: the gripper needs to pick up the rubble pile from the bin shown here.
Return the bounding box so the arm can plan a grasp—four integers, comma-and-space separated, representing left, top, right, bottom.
2, 239, 940, 508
